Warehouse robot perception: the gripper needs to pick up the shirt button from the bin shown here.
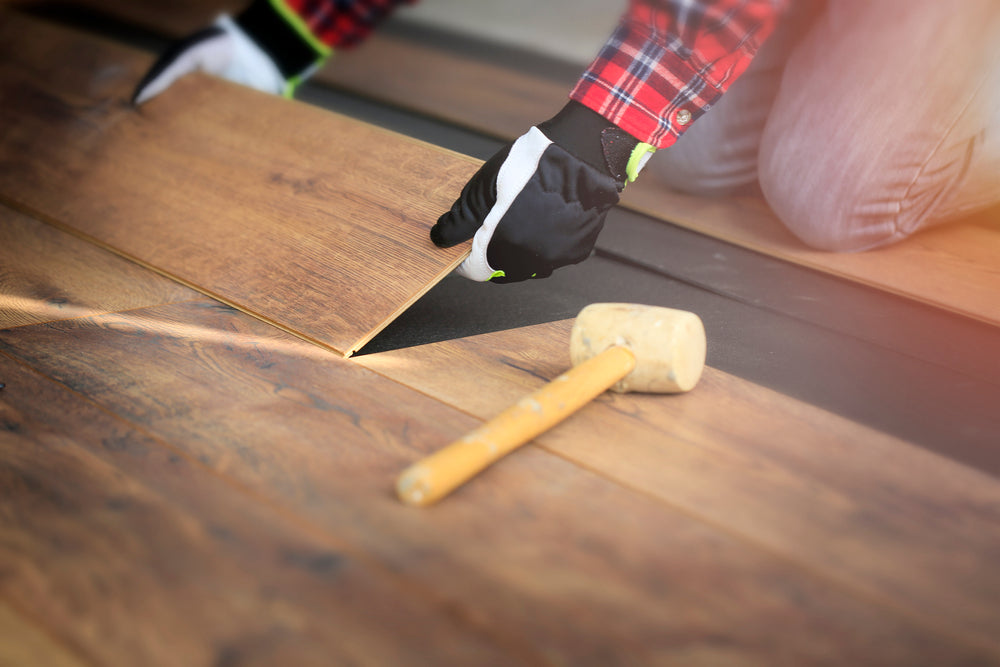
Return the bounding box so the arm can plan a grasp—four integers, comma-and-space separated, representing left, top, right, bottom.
676, 109, 692, 126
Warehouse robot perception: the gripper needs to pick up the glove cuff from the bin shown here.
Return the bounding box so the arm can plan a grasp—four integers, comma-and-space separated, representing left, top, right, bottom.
236, 0, 332, 81
538, 101, 655, 190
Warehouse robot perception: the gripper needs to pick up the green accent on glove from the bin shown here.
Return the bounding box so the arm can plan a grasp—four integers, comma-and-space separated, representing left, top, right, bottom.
626, 142, 656, 183
269, 0, 334, 58
489, 270, 507, 281
283, 71, 307, 98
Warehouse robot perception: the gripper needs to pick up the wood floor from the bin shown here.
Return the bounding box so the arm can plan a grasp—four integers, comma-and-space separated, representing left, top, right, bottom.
3, 6, 1000, 666
0, 11, 475, 356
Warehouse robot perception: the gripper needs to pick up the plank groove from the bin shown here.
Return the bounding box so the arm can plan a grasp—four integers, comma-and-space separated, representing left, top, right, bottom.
0, 11, 477, 356
0, 203, 198, 328
2, 303, 993, 663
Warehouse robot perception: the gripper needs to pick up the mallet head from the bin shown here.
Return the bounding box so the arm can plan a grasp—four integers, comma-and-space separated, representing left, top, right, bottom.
569, 303, 706, 394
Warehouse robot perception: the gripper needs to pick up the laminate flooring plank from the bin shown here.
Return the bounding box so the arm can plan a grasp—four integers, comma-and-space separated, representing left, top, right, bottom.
355, 319, 1000, 655
0, 203, 198, 328
1, 304, 992, 664
0, 11, 476, 356
0, 355, 523, 666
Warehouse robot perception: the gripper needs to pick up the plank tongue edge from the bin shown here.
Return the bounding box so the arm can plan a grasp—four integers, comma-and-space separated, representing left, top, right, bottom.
344, 250, 470, 358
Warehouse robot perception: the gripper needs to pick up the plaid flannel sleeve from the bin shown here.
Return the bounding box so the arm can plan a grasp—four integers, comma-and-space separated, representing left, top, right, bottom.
236, 0, 416, 82
571, 0, 787, 149
278, 0, 417, 50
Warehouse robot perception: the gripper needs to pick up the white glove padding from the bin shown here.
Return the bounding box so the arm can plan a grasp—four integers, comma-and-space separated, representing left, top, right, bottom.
132, 15, 286, 105
430, 126, 622, 283
430, 101, 655, 283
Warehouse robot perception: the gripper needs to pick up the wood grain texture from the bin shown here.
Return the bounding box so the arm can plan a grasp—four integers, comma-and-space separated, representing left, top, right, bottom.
0, 355, 523, 666
0, 11, 477, 356
2, 303, 993, 664
355, 319, 1000, 656
0, 203, 198, 328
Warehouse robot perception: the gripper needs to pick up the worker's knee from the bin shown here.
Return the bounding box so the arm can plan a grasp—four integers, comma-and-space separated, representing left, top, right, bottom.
756, 125, 962, 253
758, 135, 982, 253
752, 0, 1000, 252
756, 157, 894, 253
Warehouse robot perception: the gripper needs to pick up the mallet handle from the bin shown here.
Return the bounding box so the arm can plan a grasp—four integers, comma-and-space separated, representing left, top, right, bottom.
396, 345, 637, 506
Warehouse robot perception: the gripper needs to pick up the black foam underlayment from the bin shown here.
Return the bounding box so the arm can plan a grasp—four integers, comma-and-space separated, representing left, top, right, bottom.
26, 4, 1000, 477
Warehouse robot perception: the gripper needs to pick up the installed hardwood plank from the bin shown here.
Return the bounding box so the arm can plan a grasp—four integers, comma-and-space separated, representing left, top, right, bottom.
1, 303, 991, 664
0, 203, 198, 328
355, 319, 1000, 655
0, 355, 521, 665
0, 11, 477, 356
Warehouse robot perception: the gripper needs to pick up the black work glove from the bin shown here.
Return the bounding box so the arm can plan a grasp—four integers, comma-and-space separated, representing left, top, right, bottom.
430, 101, 655, 283
132, 0, 328, 105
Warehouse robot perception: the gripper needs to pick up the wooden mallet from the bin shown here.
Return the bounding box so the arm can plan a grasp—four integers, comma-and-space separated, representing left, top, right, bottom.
395, 303, 707, 506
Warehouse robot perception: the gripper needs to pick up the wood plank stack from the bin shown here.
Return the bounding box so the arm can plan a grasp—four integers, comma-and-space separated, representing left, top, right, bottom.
3, 9, 1000, 665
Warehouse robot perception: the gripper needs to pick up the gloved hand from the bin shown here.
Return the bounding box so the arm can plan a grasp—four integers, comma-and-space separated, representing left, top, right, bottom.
430, 101, 655, 283
131, 1, 328, 105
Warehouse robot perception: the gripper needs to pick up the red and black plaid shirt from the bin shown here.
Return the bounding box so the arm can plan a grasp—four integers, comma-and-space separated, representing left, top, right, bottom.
285, 0, 784, 147
281, 0, 416, 49
572, 0, 786, 148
